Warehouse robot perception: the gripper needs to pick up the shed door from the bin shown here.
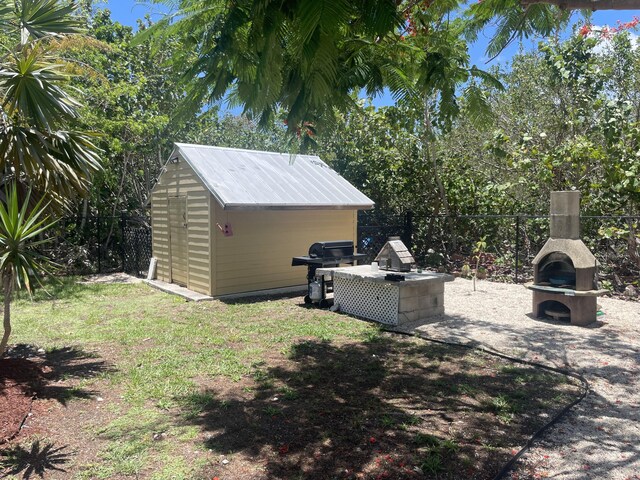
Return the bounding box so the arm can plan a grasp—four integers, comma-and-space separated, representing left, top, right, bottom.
169, 196, 188, 286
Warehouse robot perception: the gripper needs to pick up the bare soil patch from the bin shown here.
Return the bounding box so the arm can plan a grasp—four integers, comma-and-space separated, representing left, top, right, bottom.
0, 358, 42, 444
188, 334, 582, 480
77, 272, 142, 284
0, 345, 115, 478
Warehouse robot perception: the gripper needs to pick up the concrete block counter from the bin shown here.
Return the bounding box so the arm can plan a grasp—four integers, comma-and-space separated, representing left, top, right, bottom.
315, 265, 454, 326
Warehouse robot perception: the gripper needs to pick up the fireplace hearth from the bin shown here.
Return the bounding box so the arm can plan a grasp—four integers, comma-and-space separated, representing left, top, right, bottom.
526, 191, 607, 326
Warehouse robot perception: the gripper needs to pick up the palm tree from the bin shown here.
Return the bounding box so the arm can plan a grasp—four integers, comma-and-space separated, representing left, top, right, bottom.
0, 1, 101, 357
0, 184, 56, 356
0, 0, 102, 208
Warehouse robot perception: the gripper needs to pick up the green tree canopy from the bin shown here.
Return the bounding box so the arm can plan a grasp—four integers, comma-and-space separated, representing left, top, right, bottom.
0, 0, 101, 209
142, 0, 572, 137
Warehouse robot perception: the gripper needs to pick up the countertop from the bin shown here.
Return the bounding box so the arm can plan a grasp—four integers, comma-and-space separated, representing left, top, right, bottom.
315, 265, 455, 285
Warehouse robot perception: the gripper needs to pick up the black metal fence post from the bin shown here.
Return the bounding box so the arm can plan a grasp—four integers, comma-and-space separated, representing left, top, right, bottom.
515, 215, 520, 284
97, 215, 102, 274
120, 213, 126, 272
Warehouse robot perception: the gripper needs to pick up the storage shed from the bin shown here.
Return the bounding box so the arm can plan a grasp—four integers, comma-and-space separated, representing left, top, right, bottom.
150, 143, 374, 297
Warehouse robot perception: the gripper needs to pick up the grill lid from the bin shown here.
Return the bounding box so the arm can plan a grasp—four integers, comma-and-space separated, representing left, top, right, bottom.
309, 240, 355, 259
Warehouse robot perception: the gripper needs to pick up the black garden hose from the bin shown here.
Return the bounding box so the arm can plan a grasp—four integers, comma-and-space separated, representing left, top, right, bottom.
384, 328, 591, 480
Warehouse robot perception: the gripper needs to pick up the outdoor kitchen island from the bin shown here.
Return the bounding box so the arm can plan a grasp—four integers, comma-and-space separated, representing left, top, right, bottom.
315, 265, 454, 326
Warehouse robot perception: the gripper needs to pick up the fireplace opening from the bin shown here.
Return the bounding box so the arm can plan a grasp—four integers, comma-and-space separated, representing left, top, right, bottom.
537, 252, 576, 288
538, 300, 571, 322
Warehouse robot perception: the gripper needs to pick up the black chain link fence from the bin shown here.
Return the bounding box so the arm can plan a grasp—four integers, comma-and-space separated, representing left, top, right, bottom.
42, 214, 152, 278
359, 211, 640, 293
38, 209, 638, 291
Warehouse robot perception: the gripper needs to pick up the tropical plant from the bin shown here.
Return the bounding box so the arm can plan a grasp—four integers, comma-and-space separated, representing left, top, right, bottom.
0, 0, 101, 209
138, 0, 403, 146
0, 185, 57, 357
142, 0, 573, 136
472, 237, 488, 291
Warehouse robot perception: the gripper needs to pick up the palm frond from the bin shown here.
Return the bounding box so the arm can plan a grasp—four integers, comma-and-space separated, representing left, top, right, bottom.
0, 183, 57, 291
461, 83, 494, 127
469, 66, 504, 90
0, 0, 14, 27
383, 64, 417, 104
143, 0, 403, 131
0, 124, 101, 203
17, 0, 83, 45
0, 44, 81, 130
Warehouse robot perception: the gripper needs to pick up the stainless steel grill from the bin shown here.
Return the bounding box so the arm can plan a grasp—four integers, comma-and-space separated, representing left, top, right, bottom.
292, 240, 367, 306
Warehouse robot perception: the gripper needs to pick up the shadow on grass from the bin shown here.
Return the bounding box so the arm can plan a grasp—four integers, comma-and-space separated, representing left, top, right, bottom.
7, 344, 112, 405
0, 440, 69, 479
11, 276, 91, 304
217, 290, 307, 306
177, 335, 581, 480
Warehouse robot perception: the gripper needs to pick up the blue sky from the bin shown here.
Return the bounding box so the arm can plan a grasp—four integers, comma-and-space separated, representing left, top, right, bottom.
97, 1, 640, 108
95, 1, 169, 24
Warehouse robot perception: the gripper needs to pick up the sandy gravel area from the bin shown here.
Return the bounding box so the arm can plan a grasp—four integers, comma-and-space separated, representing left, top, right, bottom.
77, 272, 143, 284
397, 278, 640, 480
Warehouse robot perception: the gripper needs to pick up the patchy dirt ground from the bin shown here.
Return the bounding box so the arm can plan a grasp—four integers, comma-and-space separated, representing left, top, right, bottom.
1, 334, 581, 480
0, 357, 41, 444
0, 344, 118, 479
77, 273, 143, 284
191, 338, 581, 480
4, 276, 636, 479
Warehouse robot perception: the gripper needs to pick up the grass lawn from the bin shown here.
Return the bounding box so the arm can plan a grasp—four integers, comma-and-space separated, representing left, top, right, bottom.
0, 280, 582, 479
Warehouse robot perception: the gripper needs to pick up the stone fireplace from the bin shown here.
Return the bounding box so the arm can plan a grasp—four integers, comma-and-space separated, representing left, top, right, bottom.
527, 191, 606, 326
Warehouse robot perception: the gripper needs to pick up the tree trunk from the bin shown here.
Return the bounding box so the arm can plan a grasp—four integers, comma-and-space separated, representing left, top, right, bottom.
104, 153, 130, 249
521, 0, 640, 9
627, 219, 640, 270
79, 198, 89, 232
0, 270, 14, 357
422, 96, 457, 250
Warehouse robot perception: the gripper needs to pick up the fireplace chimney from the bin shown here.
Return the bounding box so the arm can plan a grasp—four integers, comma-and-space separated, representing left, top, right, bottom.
550, 191, 580, 240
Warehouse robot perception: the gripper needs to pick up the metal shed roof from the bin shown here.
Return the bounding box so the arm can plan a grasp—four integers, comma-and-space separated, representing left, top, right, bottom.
170, 143, 374, 211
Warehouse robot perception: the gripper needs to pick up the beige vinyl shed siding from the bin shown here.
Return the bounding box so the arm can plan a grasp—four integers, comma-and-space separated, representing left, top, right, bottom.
151, 155, 212, 295
213, 201, 357, 296
151, 192, 170, 281
168, 196, 188, 285
186, 191, 211, 294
